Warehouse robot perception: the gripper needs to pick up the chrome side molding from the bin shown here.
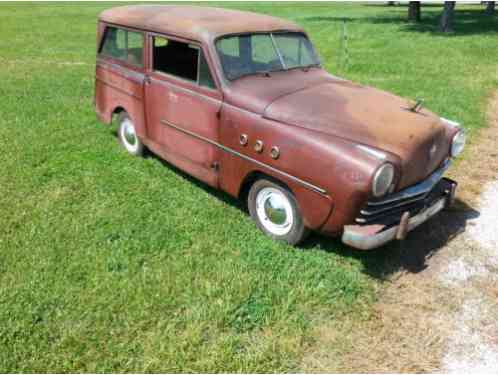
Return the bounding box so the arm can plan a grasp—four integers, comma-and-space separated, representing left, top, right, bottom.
160, 119, 327, 195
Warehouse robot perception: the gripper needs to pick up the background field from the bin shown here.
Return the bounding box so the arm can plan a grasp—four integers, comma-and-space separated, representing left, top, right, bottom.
1, 2, 497, 372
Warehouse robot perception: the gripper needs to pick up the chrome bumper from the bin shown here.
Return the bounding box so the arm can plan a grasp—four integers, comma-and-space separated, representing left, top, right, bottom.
342, 177, 457, 250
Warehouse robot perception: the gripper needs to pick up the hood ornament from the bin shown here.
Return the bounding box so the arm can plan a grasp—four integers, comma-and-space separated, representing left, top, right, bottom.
410, 98, 424, 113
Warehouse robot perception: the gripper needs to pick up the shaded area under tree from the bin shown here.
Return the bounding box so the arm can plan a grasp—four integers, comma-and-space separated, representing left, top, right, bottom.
404, 1, 495, 33
304, 6, 498, 36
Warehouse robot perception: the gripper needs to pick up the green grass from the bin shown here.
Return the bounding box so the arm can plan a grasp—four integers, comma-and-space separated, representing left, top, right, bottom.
0, 2, 497, 372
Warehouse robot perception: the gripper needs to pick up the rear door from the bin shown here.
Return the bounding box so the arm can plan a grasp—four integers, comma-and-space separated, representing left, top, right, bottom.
144, 34, 222, 187
95, 25, 146, 136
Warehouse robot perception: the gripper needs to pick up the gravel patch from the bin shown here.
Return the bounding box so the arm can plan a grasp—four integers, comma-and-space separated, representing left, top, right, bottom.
468, 181, 498, 254
441, 180, 498, 373
443, 256, 489, 285
442, 298, 498, 373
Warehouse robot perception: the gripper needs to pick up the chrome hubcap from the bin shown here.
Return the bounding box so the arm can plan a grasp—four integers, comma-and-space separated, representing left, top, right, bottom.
121, 118, 138, 153
256, 187, 293, 236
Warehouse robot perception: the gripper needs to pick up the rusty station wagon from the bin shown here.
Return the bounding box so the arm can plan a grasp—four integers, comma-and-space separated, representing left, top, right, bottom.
94, 5, 466, 250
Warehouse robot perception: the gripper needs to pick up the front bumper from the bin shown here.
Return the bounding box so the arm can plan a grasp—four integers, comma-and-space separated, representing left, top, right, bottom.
342, 176, 457, 250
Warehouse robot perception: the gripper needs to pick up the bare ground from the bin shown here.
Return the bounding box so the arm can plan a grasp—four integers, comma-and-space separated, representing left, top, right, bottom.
302, 93, 498, 373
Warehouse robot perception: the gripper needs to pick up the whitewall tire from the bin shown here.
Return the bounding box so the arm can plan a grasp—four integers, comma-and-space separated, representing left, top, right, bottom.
117, 112, 145, 157
248, 179, 309, 245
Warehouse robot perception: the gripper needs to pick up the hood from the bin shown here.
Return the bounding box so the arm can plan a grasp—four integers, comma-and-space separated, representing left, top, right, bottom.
261, 79, 451, 189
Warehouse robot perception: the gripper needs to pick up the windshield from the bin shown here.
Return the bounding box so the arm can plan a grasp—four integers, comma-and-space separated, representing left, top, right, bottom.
216, 32, 320, 81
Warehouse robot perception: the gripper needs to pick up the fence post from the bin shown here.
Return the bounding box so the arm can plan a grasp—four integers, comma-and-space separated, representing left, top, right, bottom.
341, 18, 349, 71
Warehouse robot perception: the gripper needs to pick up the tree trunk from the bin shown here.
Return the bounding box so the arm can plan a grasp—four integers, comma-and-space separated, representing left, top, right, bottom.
440, 1, 456, 33
486, 1, 495, 16
408, 1, 421, 22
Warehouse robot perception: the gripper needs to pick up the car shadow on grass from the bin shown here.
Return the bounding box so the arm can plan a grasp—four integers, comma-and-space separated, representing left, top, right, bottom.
302, 198, 480, 280
111, 128, 246, 210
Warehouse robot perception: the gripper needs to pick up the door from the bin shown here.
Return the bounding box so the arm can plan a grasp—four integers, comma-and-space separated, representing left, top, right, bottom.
144, 34, 222, 187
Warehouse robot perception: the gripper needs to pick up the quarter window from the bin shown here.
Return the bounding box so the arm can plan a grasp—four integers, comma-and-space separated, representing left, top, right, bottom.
198, 52, 215, 89
100, 26, 144, 67
152, 36, 216, 89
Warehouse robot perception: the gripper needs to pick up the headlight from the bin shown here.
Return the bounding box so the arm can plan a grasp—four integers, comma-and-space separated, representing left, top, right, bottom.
451, 130, 466, 158
372, 163, 395, 198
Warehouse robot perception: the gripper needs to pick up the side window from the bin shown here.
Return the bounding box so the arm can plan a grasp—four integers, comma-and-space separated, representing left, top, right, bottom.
99, 26, 144, 67
153, 36, 198, 81
152, 36, 216, 89
198, 51, 216, 89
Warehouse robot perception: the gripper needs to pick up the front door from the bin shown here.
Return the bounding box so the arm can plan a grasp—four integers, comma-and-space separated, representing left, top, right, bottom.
144, 34, 222, 188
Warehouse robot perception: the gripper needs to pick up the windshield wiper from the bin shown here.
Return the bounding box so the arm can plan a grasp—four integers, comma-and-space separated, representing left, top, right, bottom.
301, 63, 321, 72
230, 70, 272, 81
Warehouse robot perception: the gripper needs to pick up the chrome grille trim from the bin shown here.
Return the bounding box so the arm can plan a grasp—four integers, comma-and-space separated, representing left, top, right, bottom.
355, 159, 452, 224
360, 194, 427, 216
367, 158, 451, 207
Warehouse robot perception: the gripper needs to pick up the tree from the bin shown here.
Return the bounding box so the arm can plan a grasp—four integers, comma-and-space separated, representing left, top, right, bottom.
485, 1, 495, 16
440, 1, 456, 33
408, 1, 421, 22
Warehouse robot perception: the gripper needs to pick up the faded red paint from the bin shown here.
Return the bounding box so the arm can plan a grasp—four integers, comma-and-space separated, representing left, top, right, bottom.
95, 5, 460, 246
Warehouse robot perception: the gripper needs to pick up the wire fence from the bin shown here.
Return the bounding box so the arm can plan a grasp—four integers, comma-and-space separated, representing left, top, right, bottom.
340, 18, 350, 71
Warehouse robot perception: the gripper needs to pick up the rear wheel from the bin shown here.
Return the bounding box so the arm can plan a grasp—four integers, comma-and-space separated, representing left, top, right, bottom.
117, 112, 145, 156
248, 179, 309, 245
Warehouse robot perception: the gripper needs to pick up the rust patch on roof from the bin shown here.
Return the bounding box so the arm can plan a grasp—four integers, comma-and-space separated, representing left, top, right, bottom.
99, 5, 303, 43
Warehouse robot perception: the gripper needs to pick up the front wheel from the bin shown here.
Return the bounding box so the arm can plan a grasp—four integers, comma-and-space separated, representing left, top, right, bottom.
248, 179, 309, 245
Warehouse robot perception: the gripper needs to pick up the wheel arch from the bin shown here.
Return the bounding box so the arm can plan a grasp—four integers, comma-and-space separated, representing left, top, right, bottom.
112, 105, 126, 118
237, 170, 333, 232
238, 170, 293, 207
110, 105, 146, 139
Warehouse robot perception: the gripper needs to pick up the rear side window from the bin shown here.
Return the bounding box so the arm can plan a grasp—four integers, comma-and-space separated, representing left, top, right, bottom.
152, 36, 216, 89
100, 26, 144, 67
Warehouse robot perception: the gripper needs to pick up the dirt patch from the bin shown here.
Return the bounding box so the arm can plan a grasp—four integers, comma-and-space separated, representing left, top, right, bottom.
302, 93, 498, 373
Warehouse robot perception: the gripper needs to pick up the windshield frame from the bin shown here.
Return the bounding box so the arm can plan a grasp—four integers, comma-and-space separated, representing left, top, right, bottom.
214, 31, 322, 82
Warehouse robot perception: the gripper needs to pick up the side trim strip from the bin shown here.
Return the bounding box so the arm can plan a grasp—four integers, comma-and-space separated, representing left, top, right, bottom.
160, 119, 327, 195
96, 77, 141, 99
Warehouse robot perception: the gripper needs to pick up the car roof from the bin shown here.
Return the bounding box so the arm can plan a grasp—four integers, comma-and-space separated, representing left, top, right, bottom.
98, 5, 304, 43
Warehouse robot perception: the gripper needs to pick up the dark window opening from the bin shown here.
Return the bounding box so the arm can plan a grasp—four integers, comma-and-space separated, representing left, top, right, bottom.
152, 37, 215, 89
153, 37, 197, 82
100, 26, 143, 67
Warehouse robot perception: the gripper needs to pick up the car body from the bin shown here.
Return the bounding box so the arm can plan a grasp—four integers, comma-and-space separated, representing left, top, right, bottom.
94, 5, 465, 249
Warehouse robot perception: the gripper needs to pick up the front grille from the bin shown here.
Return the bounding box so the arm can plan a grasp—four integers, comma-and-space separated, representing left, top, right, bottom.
355, 160, 453, 227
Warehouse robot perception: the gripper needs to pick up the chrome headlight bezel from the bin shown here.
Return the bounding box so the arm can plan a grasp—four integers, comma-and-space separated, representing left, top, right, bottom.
372, 163, 395, 198
440, 117, 461, 129
441, 117, 466, 158
451, 129, 466, 158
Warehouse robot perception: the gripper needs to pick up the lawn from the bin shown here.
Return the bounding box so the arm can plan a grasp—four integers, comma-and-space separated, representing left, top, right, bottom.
1, 2, 497, 372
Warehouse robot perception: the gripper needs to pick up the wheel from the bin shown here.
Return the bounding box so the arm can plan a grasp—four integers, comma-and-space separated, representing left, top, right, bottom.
117, 112, 145, 156
248, 179, 309, 245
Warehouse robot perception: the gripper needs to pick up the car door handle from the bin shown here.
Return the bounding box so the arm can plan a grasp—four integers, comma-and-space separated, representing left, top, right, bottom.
144, 76, 151, 85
